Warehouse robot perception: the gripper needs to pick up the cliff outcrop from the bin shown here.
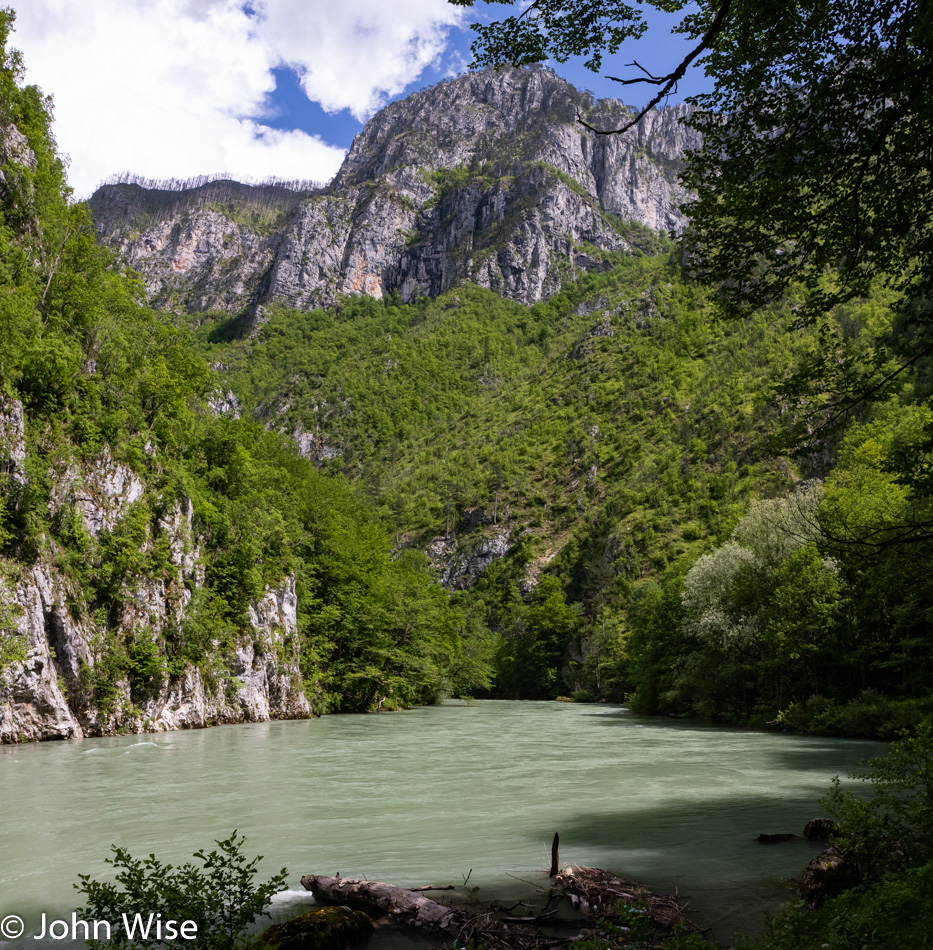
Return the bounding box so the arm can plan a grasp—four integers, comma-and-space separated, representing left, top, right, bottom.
89, 67, 698, 316
0, 395, 309, 744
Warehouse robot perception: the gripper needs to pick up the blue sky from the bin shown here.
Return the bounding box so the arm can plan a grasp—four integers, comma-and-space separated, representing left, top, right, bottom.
264, 6, 713, 152
11, 1, 712, 196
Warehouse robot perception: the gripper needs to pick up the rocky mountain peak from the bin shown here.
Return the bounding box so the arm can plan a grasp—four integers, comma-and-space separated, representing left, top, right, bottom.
89, 67, 699, 318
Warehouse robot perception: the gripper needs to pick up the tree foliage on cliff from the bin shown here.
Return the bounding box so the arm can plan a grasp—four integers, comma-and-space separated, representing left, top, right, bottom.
452, 0, 933, 422
0, 8, 490, 714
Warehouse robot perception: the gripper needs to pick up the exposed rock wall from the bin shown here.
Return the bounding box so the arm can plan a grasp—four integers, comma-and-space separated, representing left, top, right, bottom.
0, 397, 26, 485
116, 209, 278, 314
0, 121, 38, 207
426, 530, 512, 590
0, 396, 309, 744
89, 67, 699, 316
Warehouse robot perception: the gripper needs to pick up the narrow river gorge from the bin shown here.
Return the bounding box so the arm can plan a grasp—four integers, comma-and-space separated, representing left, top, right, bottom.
0, 703, 885, 946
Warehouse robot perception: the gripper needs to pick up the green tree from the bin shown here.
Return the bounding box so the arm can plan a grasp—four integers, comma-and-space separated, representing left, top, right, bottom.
495, 574, 581, 698
75, 833, 287, 950
451, 0, 933, 415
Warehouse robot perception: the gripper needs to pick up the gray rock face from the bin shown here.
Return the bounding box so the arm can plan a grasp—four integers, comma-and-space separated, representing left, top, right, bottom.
90, 67, 699, 315
48, 448, 146, 538
0, 121, 37, 206
0, 397, 27, 485
208, 389, 242, 419
0, 564, 86, 742
118, 208, 277, 314
426, 530, 511, 589
89, 179, 317, 315
291, 423, 341, 464
0, 397, 309, 744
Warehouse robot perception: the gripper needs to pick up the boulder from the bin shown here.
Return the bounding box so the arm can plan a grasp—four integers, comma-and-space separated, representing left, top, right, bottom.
799, 845, 862, 904
255, 906, 374, 950
803, 818, 837, 840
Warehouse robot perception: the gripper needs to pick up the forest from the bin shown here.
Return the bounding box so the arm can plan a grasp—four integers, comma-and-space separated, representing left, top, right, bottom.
201, 267, 933, 738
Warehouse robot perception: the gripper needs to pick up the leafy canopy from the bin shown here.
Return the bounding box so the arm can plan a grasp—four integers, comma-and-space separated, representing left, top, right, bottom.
75, 833, 287, 950
451, 0, 933, 378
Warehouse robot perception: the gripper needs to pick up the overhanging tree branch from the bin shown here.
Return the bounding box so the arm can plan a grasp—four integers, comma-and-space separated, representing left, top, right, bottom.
792, 334, 933, 445
576, 0, 733, 136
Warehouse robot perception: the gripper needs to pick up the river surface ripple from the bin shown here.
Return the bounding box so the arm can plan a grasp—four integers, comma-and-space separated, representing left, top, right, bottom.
0, 701, 886, 945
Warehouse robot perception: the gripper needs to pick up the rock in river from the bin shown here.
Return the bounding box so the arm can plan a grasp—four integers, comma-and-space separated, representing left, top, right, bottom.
799, 845, 862, 905
803, 818, 837, 840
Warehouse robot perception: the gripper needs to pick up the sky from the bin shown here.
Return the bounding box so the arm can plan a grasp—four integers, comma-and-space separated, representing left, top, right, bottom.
8, 0, 713, 198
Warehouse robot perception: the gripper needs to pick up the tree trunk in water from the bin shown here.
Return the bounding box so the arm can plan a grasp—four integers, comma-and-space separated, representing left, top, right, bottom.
300, 875, 464, 934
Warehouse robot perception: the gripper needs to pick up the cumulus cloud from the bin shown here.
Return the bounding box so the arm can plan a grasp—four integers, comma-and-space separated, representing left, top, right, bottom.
11, 0, 465, 197
253, 0, 463, 119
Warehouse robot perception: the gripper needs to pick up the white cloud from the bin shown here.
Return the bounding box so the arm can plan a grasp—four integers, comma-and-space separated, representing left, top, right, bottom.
252, 0, 464, 119
10, 0, 465, 197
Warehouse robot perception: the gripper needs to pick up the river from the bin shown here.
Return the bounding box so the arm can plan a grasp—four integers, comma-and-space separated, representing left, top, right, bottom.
0, 701, 885, 946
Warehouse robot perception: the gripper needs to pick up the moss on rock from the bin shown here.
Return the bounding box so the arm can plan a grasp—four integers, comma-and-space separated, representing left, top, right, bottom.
256, 906, 374, 950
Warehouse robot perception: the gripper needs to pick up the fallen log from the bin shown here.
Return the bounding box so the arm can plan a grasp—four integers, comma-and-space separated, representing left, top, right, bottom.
300, 866, 707, 950
300, 874, 466, 934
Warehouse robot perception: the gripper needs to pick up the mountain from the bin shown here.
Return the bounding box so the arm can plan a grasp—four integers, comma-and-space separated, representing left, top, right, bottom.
5, 35, 930, 746
0, 38, 488, 744
88, 64, 933, 731
88, 67, 698, 318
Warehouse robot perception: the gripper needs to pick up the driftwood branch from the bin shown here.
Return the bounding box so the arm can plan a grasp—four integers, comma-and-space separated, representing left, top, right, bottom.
301, 874, 466, 933
549, 832, 560, 877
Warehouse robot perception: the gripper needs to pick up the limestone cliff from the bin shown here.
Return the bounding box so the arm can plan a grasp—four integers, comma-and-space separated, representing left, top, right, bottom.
88, 178, 319, 315
89, 67, 698, 316
0, 396, 309, 744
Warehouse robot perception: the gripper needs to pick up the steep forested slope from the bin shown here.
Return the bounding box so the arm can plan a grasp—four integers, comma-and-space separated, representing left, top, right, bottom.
0, 14, 489, 742
198, 248, 933, 733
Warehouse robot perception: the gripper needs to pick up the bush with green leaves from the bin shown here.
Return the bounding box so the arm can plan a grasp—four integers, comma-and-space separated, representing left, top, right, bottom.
75, 833, 287, 950
0, 575, 26, 676
824, 721, 933, 877
740, 725, 933, 949
740, 861, 933, 950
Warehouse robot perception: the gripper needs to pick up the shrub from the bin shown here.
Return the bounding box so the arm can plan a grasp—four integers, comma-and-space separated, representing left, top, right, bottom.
75, 833, 287, 949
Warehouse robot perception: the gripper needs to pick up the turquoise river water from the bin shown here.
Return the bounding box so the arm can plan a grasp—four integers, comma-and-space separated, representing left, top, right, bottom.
0, 702, 886, 947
